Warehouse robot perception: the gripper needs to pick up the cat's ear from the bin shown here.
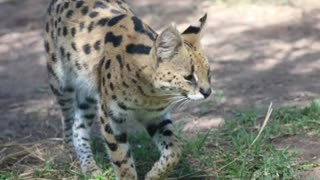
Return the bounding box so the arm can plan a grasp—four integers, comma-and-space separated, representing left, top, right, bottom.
155, 24, 182, 60
181, 13, 207, 46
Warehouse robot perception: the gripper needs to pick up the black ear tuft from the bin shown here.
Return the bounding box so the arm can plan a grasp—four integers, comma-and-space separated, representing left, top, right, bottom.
182, 26, 201, 34
182, 13, 207, 35
199, 13, 207, 24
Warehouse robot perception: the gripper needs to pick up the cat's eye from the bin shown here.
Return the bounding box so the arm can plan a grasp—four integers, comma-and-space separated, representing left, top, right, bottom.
184, 74, 194, 82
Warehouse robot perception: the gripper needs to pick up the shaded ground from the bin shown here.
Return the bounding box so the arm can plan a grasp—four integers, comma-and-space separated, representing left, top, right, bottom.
0, 0, 320, 178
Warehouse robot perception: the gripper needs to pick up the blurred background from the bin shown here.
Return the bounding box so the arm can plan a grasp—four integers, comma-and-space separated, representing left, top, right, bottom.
0, 0, 320, 179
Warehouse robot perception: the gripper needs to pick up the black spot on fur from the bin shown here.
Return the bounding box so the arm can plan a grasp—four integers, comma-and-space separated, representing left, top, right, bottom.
89, 11, 99, 18
147, 119, 173, 137
81, 6, 89, 15
80, 22, 85, 31
60, 47, 65, 57
113, 160, 125, 167
131, 16, 143, 33
63, 26, 68, 36
117, 102, 127, 110
71, 27, 76, 37
131, 16, 156, 41
147, 124, 158, 137
94, 1, 108, 9
75, 61, 82, 70
106, 141, 118, 151
137, 86, 146, 96
104, 32, 122, 47
88, 21, 95, 32
59, 99, 71, 106
47, 0, 54, 15
105, 59, 111, 69
84, 114, 95, 119
45, 22, 49, 33
71, 42, 77, 51
111, 9, 121, 14
44, 41, 50, 53
57, 27, 61, 36
76, 1, 84, 8
100, 117, 105, 123
107, 110, 126, 124
107, 73, 111, 79
104, 124, 113, 134
108, 14, 126, 26
97, 18, 109, 26
82, 137, 89, 141
86, 97, 97, 104
126, 64, 131, 71
77, 123, 85, 129
115, 133, 127, 143
50, 84, 62, 96
102, 77, 106, 86
82, 44, 91, 54
126, 44, 151, 54
47, 63, 58, 80
94, 40, 101, 50
51, 54, 57, 62
54, 20, 57, 28
110, 82, 114, 91
65, 87, 74, 92
78, 103, 90, 110
66, 10, 73, 18
56, 4, 61, 14
99, 57, 106, 70
64, 2, 69, 9
66, 52, 71, 61
122, 82, 129, 88
162, 130, 173, 136
116, 54, 123, 68
159, 119, 172, 129
136, 72, 140, 79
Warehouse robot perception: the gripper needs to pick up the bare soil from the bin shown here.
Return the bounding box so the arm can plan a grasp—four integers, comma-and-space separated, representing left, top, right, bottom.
0, 0, 320, 177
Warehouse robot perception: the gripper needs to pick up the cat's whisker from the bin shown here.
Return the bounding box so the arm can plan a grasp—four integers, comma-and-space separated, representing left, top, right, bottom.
168, 97, 185, 110
178, 98, 192, 111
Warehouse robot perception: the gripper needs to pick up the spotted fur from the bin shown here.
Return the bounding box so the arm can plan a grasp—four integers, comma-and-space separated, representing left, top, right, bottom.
44, 0, 211, 179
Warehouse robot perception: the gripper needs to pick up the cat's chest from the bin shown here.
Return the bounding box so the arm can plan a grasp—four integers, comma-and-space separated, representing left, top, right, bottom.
108, 101, 170, 123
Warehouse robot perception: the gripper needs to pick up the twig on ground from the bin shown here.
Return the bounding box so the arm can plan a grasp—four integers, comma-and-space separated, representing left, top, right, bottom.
176, 102, 273, 179
12, 154, 32, 167
0, 150, 29, 165
20, 145, 46, 162
0, 138, 63, 148
250, 102, 273, 146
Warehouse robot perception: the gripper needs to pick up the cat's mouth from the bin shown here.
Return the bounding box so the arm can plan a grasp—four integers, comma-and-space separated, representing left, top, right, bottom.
186, 93, 205, 100
183, 88, 212, 101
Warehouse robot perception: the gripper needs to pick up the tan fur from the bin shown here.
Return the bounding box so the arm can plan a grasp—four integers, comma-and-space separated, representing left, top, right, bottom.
44, 0, 211, 179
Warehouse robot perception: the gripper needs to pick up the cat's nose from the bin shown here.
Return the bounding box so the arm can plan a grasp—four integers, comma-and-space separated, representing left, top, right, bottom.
200, 88, 212, 98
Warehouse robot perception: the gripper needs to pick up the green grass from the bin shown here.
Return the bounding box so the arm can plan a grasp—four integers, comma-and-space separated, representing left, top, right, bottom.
267, 101, 320, 138
210, 0, 291, 5
175, 100, 320, 179
0, 172, 18, 180
1, 100, 320, 179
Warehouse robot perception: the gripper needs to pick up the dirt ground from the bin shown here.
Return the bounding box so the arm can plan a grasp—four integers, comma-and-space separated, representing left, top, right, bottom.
0, 0, 320, 178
